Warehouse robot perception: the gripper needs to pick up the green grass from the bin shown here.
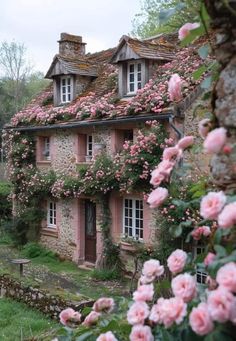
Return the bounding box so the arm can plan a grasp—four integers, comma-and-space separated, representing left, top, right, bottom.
0, 298, 59, 341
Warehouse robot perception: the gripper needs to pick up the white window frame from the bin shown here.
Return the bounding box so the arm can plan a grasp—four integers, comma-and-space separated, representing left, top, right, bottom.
127, 62, 142, 95
47, 201, 57, 228
43, 137, 50, 161
60, 76, 72, 103
86, 135, 93, 157
194, 245, 208, 284
123, 198, 143, 240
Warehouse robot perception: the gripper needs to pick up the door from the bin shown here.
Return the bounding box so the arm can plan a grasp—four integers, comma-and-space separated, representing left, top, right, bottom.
85, 200, 96, 263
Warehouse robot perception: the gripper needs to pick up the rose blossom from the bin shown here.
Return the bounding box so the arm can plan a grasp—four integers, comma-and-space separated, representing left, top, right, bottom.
204, 252, 216, 267
218, 202, 236, 228
93, 297, 114, 313
133, 284, 154, 302
198, 118, 211, 139
96, 331, 118, 341
200, 191, 226, 220
229, 297, 236, 324
189, 302, 214, 336
171, 273, 196, 302
158, 297, 187, 328
206, 276, 218, 290
149, 168, 165, 187
59, 308, 81, 326
207, 287, 234, 322
149, 302, 163, 324
127, 301, 150, 325
178, 22, 200, 40
83, 311, 101, 327
129, 325, 154, 341
191, 226, 211, 240
216, 262, 236, 292
168, 74, 182, 102
177, 136, 194, 150
203, 127, 227, 154
163, 146, 182, 161
147, 187, 168, 208
142, 259, 164, 280
150, 160, 175, 186
167, 249, 187, 274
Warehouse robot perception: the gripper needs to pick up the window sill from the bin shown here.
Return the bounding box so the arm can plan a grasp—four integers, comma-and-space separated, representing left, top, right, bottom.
41, 228, 58, 238
37, 160, 51, 165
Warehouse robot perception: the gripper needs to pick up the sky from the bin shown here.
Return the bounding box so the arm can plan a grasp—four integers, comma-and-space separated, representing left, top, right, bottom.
0, 0, 142, 74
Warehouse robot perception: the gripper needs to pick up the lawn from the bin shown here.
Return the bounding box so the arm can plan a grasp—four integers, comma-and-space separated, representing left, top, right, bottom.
0, 298, 59, 341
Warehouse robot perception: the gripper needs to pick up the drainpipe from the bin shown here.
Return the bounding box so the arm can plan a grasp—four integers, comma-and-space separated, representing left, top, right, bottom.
168, 116, 184, 140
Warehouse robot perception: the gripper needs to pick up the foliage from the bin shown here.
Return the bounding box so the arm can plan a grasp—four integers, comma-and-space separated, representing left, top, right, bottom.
91, 268, 120, 281
22, 241, 58, 261
0, 181, 12, 220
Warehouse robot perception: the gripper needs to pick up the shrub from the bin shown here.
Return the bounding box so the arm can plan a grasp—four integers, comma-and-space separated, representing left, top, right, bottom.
22, 242, 58, 261
91, 268, 120, 281
0, 181, 12, 221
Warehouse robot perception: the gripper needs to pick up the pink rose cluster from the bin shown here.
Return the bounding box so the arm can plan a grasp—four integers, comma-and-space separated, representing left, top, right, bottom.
178, 22, 200, 41
191, 225, 211, 240
147, 135, 194, 208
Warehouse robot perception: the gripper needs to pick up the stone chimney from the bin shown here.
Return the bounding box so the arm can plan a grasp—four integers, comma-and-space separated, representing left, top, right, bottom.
58, 33, 86, 58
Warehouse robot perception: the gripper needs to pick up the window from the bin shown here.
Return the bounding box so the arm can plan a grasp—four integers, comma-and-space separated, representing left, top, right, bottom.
123, 199, 143, 239
42, 137, 50, 160
194, 245, 207, 284
47, 201, 56, 228
86, 135, 93, 157
127, 62, 142, 94
61, 76, 72, 103
123, 130, 133, 143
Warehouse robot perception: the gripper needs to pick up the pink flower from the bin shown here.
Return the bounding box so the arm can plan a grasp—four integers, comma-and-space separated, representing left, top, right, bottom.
129, 325, 154, 341
142, 259, 164, 281
204, 252, 216, 267
203, 127, 227, 154
133, 284, 154, 302
96, 331, 118, 341
191, 226, 211, 240
178, 22, 200, 40
177, 136, 194, 150
200, 191, 226, 220
168, 74, 182, 102
158, 297, 187, 328
207, 287, 234, 322
171, 273, 196, 302
93, 297, 114, 313
150, 160, 175, 186
189, 302, 214, 336
59, 308, 81, 326
198, 118, 211, 139
83, 311, 101, 327
167, 249, 187, 274
149, 302, 163, 324
216, 262, 236, 293
229, 297, 236, 324
150, 168, 166, 187
147, 187, 168, 208
127, 301, 150, 325
163, 146, 182, 161
218, 202, 236, 228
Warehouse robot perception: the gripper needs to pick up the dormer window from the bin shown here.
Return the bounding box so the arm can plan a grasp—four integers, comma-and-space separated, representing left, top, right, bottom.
127, 62, 142, 94
61, 76, 72, 103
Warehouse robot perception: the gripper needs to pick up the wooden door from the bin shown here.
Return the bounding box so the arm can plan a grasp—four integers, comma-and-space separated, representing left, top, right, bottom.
85, 200, 96, 263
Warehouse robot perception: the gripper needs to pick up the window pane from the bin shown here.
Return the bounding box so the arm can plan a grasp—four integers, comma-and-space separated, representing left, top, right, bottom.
138, 82, 142, 89
129, 74, 134, 82
137, 63, 141, 72
129, 64, 134, 72
137, 73, 141, 82
130, 83, 134, 92
62, 79, 66, 86
67, 78, 71, 85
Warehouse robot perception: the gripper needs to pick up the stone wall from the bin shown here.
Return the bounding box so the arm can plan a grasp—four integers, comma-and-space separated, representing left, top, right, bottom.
0, 274, 93, 320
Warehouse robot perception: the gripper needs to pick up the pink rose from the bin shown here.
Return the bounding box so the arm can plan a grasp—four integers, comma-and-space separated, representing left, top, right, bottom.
216, 262, 236, 293
204, 252, 216, 267
189, 302, 214, 336
207, 287, 234, 322
198, 118, 211, 139
133, 284, 154, 302
218, 202, 236, 228
150, 160, 175, 186
200, 191, 226, 220
93, 297, 114, 313
191, 226, 211, 240
171, 273, 196, 302
96, 331, 118, 341
168, 74, 182, 102
127, 301, 150, 325
83, 311, 101, 327
149, 168, 165, 187
230, 297, 236, 324
203, 127, 227, 154
163, 146, 182, 161
149, 302, 163, 324
178, 22, 200, 40
142, 259, 164, 280
147, 187, 168, 208
158, 297, 187, 328
167, 249, 187, 274
59, 308, 81, 326
177, 136, 194, 150
129, 325, 154, 341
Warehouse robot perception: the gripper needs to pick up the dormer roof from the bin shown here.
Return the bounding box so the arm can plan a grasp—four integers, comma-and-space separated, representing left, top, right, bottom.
110, 35, 176, 64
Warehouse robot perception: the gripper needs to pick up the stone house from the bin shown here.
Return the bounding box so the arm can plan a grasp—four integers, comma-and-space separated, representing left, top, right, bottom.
7, 32, 208, 268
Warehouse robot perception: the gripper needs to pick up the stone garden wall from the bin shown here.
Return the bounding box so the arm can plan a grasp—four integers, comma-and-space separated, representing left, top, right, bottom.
0, 274, 93, 320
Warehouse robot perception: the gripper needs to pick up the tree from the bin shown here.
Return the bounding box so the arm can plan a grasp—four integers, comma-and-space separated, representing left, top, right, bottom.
132, 0, 201, 38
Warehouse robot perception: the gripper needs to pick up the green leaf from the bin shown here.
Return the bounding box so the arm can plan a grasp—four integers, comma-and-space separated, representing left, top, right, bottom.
193, 65, 208, 80
201, 76, 212, 89
81, 306, 92, 316
76, 331, 94, 341
174, 224, 182, 237
226, 195, 236, 204
180, 26, 206, 46
159, 4, 185, 25
198, 45, 210, 59
214, 245, 227, 257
